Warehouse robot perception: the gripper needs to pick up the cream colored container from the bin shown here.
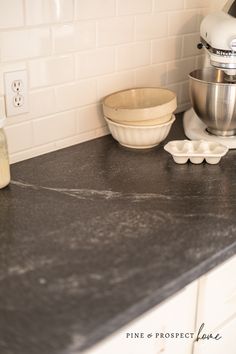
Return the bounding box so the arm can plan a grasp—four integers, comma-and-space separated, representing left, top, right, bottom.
0, 118, 10, 189
105, 115, 175, 149
103, 87, 177, 126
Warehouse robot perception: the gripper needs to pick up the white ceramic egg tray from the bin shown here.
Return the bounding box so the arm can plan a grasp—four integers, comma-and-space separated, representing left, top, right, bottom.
164, 140, 228, 164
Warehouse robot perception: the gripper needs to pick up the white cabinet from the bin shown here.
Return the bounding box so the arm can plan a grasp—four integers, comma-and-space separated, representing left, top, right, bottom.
84, 282, 198, 354
154, 282, 197, 354
84, 256, 236, 354
196, 256, 236, 331
194, 256, 236, 354
194, 316, 236, 354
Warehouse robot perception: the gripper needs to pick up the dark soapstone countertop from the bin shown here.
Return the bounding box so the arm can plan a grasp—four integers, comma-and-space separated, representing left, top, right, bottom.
0, 114, 236, 354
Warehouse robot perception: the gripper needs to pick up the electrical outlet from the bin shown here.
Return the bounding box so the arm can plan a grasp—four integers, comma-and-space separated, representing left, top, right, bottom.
12, 80, 24, 93
4, 70, 29, 117
13, 94, 24, 107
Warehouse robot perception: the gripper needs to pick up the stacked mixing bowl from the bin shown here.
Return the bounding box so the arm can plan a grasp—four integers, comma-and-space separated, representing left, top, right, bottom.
102, 87, 177, 149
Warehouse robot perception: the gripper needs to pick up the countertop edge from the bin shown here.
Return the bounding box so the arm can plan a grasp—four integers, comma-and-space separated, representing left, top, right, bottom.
77, 242, 236, 353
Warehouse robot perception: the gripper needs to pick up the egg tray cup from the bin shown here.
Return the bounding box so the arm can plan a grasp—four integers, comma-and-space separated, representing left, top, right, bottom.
164, 140, 229, 165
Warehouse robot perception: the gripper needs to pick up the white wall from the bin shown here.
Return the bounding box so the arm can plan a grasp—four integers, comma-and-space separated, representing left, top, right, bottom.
211, 0, 227, 10
0, 0, 216, 163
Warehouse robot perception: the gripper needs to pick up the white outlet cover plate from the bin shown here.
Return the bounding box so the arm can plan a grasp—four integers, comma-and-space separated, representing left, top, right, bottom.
4, 70, 29, 117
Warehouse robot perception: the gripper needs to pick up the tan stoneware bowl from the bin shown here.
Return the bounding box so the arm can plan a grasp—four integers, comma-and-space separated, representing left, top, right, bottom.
102, 87, 177, 126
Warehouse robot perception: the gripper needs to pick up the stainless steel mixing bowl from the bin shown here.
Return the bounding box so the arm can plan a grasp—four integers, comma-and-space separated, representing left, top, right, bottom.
189, 68, 236, 136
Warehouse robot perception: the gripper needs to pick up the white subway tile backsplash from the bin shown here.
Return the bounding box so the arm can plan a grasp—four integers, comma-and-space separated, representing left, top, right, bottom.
76, 0, 116, 20
0, 0, 24, 29
53, 22, 96, 54
55, 80, 97, 111
117, 0, 152, 15
154, 0, 184, 11
167, 57, 196, 84
168, 11, 200, 36
116, 42, 151, 71
210, 0, 225, 10
0, 0, 216, 162
135, 63, 168, 87
96, 125, 109, 138
76, 48, 115, 79
29, 55, 74, 88
77, 104, 105, 134
185, 0, 211, 8
0, 62, 26, 96
29, 89, 57, 119
5, 88, 56, 126
0, 28, 51, 62
9, 143, 58, 164
152, 37, 182, 64
25, 0, 74, 25
97, 17, 134, 47
33, 111, 76, 146
5, 122, 33, 154
135, 13, 168, 40
97, 71, 135, 98
166, 82, 182, 104
183, 33, 201, 57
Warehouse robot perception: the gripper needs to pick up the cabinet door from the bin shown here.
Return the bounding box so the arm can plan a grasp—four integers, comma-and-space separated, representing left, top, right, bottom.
194, 316, 236, 354
156, 281, 197, 354
197, 256, 236, 331
84, 281, 198, 354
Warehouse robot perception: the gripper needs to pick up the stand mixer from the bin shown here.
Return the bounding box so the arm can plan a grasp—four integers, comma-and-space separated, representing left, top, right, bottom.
184, 0, 236, 149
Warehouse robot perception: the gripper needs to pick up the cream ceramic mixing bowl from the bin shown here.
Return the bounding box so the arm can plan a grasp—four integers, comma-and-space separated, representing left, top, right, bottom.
105, 115, 176, 149
102, 87, 177, 126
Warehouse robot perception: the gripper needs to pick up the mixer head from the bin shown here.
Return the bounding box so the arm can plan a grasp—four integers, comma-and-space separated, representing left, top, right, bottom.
198, 0, 236, 77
